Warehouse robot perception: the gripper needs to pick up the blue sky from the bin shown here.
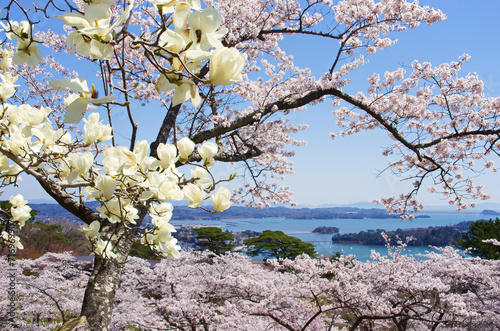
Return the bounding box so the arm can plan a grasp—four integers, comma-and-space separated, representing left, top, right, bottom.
4, 0, 500, 209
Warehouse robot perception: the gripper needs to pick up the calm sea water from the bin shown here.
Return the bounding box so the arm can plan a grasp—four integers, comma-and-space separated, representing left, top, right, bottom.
172, 212, 486, 261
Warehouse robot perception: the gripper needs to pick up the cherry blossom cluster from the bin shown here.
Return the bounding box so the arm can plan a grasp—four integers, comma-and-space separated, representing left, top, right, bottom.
333, 53, 500, 215
0, 252, 87, 330
333, 0, 446, 55
2, 248, 498, 330
188, 0, 448, 207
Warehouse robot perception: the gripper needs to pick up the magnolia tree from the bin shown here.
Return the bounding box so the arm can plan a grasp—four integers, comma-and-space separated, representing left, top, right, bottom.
1, 0, 500, 329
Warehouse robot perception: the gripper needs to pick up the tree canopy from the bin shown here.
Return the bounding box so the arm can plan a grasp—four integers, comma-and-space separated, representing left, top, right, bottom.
194, 226, 235, 255
244, 230, 316, 260
3, 249, 498, 330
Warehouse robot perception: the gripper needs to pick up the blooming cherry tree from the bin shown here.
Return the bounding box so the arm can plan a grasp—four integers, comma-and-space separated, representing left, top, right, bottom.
1, 250, 497, 330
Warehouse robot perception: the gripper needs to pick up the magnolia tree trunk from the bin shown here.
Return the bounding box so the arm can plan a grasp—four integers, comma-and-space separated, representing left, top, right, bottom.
54, 207, 147, 331
80, 236, 134, 330
80, 205, 147, 330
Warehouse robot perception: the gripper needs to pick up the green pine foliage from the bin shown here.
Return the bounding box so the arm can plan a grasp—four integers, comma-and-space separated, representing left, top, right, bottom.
194, 227, 235, 255
456, 218, 500, 260
244, 230, 316, 260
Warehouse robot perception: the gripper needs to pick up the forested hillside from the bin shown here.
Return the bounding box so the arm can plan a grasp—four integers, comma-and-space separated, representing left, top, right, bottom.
332, 225, 470, 246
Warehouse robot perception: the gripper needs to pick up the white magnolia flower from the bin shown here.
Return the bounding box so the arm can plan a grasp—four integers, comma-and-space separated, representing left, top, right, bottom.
0, 72, 18, 102
133, 140, 159, 172
67, 152, 93, 182
188, 7, 227, 50
158, 236, 181, 260
9, 195, 31, 228
209, 47, 247, 86
4, 125, 31, 156
191, 166, 211, 187
30, 125, 59, 153
95, 174, 117, 200
96, 197, 139, 224
176, 137, 195, 163
211, 187, 231, 213
156, 74, 201, 108
0, 21, 43, 67
149, 202, 174, 228
102, 146, 137, 176
4, 104, 51, 135
9, 194, 27, 208
83, 112, 113, 145
0, 47, 14, 70
154, 224, 176, 244
183, 183, 205, 208
49, 77, 117, 123
81, 220, 101, 240
2, 231, 23, 251
0, 154, 21, 178
11, 205, 31, 228
94, 238, 117, 258
158, 179, 184, 201
152, 216, 176, 231
12, 43, 43, 67
56, 2, 134, 60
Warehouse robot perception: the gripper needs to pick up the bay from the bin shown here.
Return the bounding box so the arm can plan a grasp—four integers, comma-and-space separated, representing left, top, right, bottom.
171, 212, 486, 261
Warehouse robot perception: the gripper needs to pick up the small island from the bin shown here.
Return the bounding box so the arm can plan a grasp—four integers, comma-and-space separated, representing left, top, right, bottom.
481, 209, 500, 216
312, 226, 340, 234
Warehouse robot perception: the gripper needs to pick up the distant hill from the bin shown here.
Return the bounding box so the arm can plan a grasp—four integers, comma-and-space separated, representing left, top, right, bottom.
29, 203, 399, 224
30, 201, 498, 225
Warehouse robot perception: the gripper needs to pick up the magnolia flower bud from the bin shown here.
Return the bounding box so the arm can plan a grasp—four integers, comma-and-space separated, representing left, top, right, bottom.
209, 47, 247, 86
177, 137, 195, 163
183, 183, 205, 208
157, 143, 178, 169
212, 187, 231, 213
67, 152, 94, 183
